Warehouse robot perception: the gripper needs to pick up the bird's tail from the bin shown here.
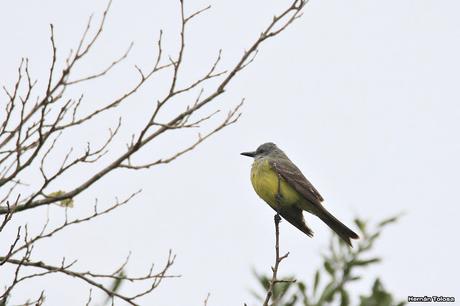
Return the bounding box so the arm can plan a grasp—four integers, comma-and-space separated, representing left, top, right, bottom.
316, 208, 359, 247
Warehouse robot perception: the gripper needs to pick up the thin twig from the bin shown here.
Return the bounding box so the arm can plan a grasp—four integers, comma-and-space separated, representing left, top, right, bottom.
262, 174, 295, 306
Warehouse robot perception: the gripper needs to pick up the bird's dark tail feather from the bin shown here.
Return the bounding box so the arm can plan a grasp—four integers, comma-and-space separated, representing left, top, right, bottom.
316, 208, 359, 247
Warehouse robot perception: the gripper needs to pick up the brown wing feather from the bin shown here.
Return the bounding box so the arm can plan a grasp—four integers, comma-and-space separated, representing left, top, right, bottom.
270, 159, 324, 206
279, 206, 314, 237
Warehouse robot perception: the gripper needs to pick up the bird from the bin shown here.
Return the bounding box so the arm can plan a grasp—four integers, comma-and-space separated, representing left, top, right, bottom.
241, 142, 359, 246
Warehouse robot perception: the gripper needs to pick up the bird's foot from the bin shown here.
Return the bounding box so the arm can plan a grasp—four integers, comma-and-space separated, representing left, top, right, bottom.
274, 213, 281, 224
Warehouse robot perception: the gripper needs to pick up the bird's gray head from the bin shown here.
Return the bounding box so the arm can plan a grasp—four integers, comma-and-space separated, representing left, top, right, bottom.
240, 142, 282, 159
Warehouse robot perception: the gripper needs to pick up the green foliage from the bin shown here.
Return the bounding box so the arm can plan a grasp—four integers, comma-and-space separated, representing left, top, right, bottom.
103, 270, 126, 305
252, 215, 405, 306
252, 271, 301, 306
47, 190, 74, 208
358, 279, 406, 306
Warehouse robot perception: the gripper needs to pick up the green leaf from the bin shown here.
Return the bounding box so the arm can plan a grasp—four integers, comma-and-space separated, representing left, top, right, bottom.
273, 278, 295, 301
354, 218, 366, 233
48, 191, 65, 197
110, 270, 125, 293
260, 276, 270, 290
297, 281, 306, 293
350, 258, 381, 267
378, 214, 402, 228
324, 260, 334, 275
369, 232, 381, 243
59, 198, 74, 208
286, 294, 298, 306
296, 282, 310, 305
103, 270, 125, 305
372, 278, 383, 294
348, 275, 361, 282
47, 190, 74, 208
254, 271, 270, 290
313, 270, 320, 296
359, 278, 405, 306
318, 281, 336, 304
340, 288, 350, 306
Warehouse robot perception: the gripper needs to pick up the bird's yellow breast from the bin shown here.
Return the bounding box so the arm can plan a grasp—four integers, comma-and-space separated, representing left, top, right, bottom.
250, 159, 301, 209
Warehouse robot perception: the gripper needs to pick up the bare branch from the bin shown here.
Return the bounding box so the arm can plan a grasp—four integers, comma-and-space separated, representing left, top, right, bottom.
0, 0, 307, 215
261, 214, 295, 306
11, 192, 140, 258
1, 0, 309, 303
0, 253, 177, 306
121, 101, 242, 170
65, 42, 134, 85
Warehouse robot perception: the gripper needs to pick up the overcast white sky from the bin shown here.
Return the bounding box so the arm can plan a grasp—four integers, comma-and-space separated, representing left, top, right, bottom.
1, 0, 460, 305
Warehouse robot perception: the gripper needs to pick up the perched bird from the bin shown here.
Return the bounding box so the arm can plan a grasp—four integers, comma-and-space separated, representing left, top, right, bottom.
241, 142, 359, 246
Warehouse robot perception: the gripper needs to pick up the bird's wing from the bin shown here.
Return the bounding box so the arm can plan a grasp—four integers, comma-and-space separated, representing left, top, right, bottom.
270, 158, 324, 205
279, 205, 314, 237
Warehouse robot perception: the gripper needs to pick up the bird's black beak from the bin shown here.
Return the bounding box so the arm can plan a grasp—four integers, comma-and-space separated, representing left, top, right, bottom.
240, 151, 256, 158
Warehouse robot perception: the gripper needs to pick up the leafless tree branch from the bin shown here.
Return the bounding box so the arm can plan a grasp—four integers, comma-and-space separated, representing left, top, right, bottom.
0, 251, 177, 306
0, 0, 309, 303
261, 214, 295, 306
